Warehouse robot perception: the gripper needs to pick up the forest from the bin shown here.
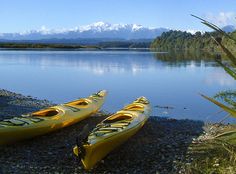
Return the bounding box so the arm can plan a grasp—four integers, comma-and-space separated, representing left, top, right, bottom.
151, 30, 236, 54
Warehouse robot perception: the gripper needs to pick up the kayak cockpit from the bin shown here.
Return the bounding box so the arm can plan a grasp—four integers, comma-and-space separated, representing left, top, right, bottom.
103, 113, 133, 124
31, 108, 59, 117
66, 99, 91, 108
123, 104, 144, 112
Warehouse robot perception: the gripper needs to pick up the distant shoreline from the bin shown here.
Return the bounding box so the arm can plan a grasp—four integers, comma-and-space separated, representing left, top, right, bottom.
0, 47, 150, 51
0, 48, 100, 51
0, 39, 152, 50
0, 43, 100, 50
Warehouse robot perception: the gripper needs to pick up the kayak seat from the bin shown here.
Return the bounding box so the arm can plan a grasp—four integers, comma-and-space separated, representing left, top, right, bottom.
67, 99, 90, 108
32, 109, 59, 117
103, 114, 133, 124
75, 101, 88, 106
123, 104, 144, 112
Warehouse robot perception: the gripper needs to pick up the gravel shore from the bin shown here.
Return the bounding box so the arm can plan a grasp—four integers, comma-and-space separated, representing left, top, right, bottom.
0, 89, 204, 174
0, 89, 52, 119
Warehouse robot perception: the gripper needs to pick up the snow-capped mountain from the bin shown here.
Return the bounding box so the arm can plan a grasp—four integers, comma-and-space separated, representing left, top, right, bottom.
0, 22, 169, 40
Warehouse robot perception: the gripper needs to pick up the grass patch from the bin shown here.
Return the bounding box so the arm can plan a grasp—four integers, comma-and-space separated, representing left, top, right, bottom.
182, 125, 236, 174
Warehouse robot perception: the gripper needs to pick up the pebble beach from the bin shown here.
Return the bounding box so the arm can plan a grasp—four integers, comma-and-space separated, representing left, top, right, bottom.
0, 89, 205, 174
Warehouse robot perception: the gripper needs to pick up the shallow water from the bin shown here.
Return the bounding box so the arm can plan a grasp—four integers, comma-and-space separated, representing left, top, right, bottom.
0, 50, 235, 122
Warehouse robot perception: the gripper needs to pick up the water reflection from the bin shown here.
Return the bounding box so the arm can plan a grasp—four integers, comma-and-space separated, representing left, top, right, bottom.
0, 51, 164, 75
204, 70, 235, 86
0, 50, 235, 122
0, 50, 219, 74
154, 50, 217, 67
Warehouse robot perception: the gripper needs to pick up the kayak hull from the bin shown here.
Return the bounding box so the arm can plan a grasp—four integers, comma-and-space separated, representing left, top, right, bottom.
74, 97, 151, 170
82, 117, 147, 170
0, 90, 107, 145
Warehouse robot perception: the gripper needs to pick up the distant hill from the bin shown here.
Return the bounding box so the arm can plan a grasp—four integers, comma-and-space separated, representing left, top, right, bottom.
0, 38, 152, 49
150, 30, 236, 53
221, 25, 236, 33
2, 22, 235, 49
0, 43, 99, 49
0, 38, 152, 45
0, 22, 169, 40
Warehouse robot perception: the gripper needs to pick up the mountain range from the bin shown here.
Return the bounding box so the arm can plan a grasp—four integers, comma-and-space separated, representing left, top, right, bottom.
0, 22, 169, 40
221, 25, 236, 33
0, 22, 235, 42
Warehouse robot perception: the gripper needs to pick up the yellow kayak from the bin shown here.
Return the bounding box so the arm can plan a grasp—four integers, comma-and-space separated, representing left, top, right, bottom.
0, 90, 107, 145
73, 97, 151, 170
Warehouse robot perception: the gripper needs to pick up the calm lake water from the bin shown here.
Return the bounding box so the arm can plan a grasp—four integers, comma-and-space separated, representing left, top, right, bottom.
0, 50, 235, 122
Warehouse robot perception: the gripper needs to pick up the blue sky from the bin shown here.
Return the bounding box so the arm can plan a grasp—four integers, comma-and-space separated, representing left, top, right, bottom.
1, 0, 236, 33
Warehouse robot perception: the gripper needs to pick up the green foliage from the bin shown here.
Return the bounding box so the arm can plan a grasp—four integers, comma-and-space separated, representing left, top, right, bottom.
201, 94, 236, 118
182, 15, 236, 174
214, 90, 236, 109
215, 58, 236, 80
150, 30, 221, 51
187, 15, 236, 120
98, 41, 151, 48
151, 30, 236, 57
184, 138, 236, 174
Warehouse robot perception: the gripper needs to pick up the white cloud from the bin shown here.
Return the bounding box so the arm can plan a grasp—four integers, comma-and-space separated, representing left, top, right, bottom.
204, 12, 236, 27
